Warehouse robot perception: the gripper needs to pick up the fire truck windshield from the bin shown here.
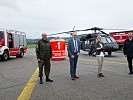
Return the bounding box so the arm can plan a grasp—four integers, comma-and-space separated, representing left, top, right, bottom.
0, 31, 4, 40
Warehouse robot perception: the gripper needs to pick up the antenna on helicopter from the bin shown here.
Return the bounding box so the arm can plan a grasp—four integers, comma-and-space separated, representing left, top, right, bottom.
73, 26, 75, 30
70, 26, 75, 37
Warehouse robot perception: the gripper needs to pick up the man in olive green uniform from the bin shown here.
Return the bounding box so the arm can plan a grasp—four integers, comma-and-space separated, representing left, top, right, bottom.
36, 33, 53, 84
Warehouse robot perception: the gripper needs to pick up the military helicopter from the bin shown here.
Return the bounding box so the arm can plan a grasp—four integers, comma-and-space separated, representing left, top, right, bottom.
78, 27, 119, 56
49, 27, 126, 56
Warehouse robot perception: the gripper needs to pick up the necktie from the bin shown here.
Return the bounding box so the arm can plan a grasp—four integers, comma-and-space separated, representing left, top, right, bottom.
74, 39, 78, 52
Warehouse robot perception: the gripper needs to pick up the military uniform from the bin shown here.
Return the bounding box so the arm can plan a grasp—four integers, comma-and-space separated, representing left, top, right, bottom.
36, 38, 52, 81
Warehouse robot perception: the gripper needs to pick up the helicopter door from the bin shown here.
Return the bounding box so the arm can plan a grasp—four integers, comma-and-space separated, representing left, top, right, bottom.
85, 40, 91, 51
89, 40, 96, 55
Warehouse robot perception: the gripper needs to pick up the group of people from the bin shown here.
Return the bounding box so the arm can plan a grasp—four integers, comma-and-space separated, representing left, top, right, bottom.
36, 32, 133, 84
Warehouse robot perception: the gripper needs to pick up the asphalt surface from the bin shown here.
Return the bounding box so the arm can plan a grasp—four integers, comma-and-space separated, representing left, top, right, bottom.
0, 49, 133, 100
0, 49, 37, 100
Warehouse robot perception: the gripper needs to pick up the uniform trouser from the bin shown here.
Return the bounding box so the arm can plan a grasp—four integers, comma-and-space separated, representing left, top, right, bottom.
127, 57, 133, 73
38, 59, 51, 78
69, 54, 78, 77
96, 56, 104, 74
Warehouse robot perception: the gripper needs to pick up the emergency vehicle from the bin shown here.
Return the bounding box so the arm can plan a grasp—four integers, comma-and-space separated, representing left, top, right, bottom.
109, 30, 132, 49
0, 29, 27, 61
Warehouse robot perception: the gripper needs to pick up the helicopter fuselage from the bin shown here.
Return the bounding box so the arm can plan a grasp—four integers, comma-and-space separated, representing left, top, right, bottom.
80, 33, 119, 56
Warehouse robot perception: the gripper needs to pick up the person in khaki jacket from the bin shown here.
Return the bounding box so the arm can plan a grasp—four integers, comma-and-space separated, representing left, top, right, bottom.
36, 33, 53, 84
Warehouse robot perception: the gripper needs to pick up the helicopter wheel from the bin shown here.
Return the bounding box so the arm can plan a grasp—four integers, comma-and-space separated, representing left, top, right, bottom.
108, 51, 112, 56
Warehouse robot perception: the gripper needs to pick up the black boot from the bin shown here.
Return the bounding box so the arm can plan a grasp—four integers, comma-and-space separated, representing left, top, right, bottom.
39, 77, 43, 84
46, 76, 53, 82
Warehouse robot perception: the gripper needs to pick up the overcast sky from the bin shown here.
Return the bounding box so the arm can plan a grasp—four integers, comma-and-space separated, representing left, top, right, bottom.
0, 0, 133, 38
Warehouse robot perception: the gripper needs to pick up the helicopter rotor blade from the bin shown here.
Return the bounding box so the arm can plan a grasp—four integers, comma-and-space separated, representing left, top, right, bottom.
101, 28, 128, 30
48, 27, 129, 36
99, 30, 109, 36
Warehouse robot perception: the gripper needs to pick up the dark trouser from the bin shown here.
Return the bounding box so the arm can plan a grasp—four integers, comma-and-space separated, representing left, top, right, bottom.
127, 57, 133, 73
38, 59, 51, 78
69, 54, 78, 77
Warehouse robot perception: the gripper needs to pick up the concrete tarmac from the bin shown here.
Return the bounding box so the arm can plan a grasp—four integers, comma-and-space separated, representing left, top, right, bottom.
0, 49, 133, 100
31, 50, 133, 100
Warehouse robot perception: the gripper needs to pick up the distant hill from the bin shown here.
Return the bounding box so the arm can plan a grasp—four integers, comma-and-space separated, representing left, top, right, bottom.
26, 35, 86, 44
27, 37, 71, 44
26, 39, 40, 44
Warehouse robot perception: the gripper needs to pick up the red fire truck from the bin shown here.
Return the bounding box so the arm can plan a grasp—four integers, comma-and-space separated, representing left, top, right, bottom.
0, 29, 27, 61
109, 30, 132, 49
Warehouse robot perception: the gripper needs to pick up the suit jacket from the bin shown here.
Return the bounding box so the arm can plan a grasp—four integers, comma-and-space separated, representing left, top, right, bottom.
123, 38, 133, 57
95, 42, 104, 55
67, 38, 80, 57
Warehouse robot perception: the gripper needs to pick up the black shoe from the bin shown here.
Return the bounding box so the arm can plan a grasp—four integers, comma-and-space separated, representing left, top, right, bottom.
71, 76, 76, 80
39, 80, 43, 84
97, 74, 101, 77
129, 72, 133, 75
100, 73, 104, 77
40, 80, 43, 84
39, 77, 43, 84
97, 73, 104, 77
46, 78, 53, 82
74, 75, 79, 79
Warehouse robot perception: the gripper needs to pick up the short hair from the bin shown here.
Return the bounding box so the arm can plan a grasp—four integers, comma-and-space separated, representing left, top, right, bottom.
96, 35, 101, 39
72, 32, 77, 35
42, 33, 47, 36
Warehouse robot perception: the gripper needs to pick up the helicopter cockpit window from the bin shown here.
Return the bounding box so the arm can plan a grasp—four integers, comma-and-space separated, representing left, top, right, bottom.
106, 38, 112, 43
0, 31, 4, 39
101, 37, 115, 43
110, 37, 116, 43
101, 38, 108, 43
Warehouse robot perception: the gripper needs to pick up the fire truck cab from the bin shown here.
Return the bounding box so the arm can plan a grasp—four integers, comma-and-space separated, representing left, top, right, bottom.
109, 30, 132, 50
0, 29, 27, 61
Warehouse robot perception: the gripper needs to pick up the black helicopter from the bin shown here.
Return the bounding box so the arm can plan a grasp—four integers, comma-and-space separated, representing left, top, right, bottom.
49, 27, 123, 56
78, 27, 119, 56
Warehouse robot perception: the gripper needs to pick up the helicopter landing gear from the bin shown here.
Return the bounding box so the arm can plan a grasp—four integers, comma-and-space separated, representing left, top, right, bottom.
108, 51, 112, 56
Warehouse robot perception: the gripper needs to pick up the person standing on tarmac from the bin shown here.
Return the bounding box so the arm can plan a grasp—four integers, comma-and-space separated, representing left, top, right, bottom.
67, 32, 80, 80
95, 35, 105, 77
123, 32, 133, 75
36, 33, 53, 84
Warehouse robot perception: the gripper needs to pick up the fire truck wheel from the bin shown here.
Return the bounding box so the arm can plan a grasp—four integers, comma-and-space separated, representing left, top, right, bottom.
2, 51, 9, 61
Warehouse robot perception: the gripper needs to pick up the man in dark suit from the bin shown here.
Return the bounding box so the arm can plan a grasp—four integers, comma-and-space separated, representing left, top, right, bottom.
123, 32, 133, 75
67, 32, 80, 80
